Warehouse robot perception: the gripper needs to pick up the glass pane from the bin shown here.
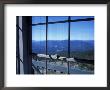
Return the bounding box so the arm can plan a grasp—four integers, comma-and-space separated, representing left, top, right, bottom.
70, 20, 94, 60
32, 19, 46, 74
47, 22, 68, 74
32, 25, 46, 54
32, 16, 46, 24
48, 16, 68, 22
48, 23, 68, 57
71, 16, 94, 20
70, 17, 94, 72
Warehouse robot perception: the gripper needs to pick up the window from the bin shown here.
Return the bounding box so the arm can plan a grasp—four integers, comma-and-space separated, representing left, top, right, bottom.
70, 16, 94, 71
17, 16, 94, 74
32, 25, 46, 54
70, 16, 94, 60
48, 23, 68, 57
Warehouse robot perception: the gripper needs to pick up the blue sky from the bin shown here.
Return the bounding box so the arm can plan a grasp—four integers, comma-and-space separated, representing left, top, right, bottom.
32, 16, 94, 41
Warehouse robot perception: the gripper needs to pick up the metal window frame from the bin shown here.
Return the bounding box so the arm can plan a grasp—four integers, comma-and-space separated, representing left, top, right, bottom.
32, 16, 94, 74
16, 16, 20, 74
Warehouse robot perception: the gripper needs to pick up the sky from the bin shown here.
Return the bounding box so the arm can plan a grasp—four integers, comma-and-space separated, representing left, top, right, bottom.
32, 16, 94, 41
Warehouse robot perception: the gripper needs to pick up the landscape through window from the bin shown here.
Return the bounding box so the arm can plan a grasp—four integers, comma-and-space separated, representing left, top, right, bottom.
32, 16, 94, 74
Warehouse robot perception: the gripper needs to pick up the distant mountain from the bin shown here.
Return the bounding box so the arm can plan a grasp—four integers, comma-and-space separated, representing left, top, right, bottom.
32, 40, 94, 52
32, 40, 94, 60
32, 40, 46, 54
70, 40, 94, 52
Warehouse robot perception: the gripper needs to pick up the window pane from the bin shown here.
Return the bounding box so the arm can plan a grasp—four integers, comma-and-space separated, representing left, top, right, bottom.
32, 18, 46, 74
32, 16, 46, 24
70, 19, 94, 60
48, 23, 68, 57
48, 16, 68, 22
32, 25, 46, 54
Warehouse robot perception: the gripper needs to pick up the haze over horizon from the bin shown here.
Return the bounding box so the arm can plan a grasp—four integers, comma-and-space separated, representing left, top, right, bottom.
32, 39, 94, 41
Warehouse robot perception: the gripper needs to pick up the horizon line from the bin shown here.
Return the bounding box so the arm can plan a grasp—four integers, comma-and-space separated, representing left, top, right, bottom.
32, 39, 94, 41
